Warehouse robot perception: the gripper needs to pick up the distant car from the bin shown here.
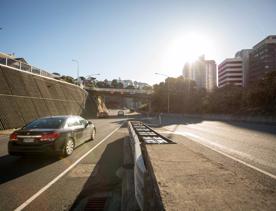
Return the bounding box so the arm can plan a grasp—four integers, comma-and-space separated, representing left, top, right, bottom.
98, 111, 109, 118
8, 115, 96, 157
117, 110, 124, 116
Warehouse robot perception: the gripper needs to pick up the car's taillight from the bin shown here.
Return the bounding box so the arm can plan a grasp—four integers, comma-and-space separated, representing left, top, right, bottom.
40, 132, 60, 141
9, 132, 17, 141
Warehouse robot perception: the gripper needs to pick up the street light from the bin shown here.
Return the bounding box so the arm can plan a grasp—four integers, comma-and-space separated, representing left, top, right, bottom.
72, 59, 79, 79
155, 72, 170, 113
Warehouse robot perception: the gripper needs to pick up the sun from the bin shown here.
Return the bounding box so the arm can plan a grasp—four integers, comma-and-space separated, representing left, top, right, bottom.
162, 32, 215, 71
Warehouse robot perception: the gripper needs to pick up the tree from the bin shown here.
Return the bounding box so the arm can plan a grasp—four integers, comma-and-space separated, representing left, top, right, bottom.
111, 79, 118, 88
142, 85, 153, 90
61, 75, 75, 84
126, 85, 135, 89
151, 71, 276, 116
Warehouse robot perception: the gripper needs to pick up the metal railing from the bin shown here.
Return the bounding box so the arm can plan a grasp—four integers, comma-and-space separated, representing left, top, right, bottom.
0, 52, 56, 78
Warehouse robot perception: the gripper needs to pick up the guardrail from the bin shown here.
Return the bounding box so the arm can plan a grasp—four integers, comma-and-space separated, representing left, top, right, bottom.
0, 52, 56, 78
128, 121, 174, 210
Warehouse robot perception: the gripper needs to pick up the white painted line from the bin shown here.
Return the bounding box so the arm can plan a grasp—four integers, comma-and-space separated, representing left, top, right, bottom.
14, 123, 124, 211
162, 130, 276, 180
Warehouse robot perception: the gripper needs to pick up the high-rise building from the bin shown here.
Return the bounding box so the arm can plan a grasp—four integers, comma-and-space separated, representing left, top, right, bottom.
182, 55, 217, 91
235, 49, 252, 87
218, 58, 243, 87
248, 35, 276, 84
205, 60, 217, 91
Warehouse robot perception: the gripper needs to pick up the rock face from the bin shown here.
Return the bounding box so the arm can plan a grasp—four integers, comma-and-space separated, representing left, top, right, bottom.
0, 65, 87, 130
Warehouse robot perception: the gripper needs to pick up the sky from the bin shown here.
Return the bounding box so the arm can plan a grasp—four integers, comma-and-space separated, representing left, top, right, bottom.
0, 0, 276, 85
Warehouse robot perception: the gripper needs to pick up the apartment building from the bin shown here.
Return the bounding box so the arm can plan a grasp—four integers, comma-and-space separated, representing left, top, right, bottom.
183, 55, 217, 91
248, 35, 276, 84
218, 58, 243, 87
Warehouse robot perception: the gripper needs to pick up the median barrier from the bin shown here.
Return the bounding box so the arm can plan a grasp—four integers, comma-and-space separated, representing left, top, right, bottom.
128, 121, 174, 210
128, 121, 146, 209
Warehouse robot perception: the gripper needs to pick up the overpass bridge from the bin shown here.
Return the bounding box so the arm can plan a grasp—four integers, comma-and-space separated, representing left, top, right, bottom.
84, 87, 153, 111
84, 87, 153, 99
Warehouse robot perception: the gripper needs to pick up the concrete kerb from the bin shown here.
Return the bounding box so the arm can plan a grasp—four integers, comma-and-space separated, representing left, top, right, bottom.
127, 121, 147, 210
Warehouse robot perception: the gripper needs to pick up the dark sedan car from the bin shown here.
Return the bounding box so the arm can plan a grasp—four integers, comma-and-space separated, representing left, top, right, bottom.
117, 110, 124, 116
8, 115, 96, 157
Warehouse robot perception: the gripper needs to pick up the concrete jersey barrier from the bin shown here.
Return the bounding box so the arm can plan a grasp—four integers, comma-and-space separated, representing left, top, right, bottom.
128, 121, 146, 210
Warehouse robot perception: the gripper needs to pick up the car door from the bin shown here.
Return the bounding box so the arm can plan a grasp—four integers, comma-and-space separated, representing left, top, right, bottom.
73, 117, 86, 145
66, 117, 83, 146
79, 117, 91, 141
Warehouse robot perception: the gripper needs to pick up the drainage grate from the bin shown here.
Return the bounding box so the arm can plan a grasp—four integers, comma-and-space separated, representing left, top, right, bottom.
84, 197, 107, 211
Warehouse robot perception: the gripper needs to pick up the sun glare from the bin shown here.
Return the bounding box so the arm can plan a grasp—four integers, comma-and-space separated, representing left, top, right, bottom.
162, 32, 215, 72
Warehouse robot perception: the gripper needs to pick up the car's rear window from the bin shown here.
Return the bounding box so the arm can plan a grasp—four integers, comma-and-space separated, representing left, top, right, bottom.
23, 117, 66, 129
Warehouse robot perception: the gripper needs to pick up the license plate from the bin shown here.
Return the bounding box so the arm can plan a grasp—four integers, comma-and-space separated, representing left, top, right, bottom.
23, 138, 34, 143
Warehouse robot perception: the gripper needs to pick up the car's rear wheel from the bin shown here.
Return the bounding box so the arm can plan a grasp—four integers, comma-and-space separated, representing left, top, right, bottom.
62, 138, 74, 157
91, 128, 96, 140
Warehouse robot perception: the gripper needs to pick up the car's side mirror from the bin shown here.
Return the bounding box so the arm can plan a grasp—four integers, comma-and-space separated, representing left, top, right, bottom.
85, 121, 92, 128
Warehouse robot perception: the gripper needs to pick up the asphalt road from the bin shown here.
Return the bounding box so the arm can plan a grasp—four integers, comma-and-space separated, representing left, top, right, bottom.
0, 116, 129, 211
154, 115, 276, 178
1, 113, 276, 210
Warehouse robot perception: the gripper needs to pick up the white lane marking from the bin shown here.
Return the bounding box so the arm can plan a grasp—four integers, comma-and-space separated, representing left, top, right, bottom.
161, 130, 276, 180
14, 123, 124, 211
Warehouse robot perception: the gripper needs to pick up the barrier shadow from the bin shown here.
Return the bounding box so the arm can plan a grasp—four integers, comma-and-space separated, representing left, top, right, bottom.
70, 137, 125, 210
148, 114, 276, 136
223, 121, 276, 136
139, 114, 203, 127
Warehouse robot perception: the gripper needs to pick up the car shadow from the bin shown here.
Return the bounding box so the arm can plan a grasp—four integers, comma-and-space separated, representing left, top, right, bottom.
70, 137, 125, 210
0, 154, 59, 185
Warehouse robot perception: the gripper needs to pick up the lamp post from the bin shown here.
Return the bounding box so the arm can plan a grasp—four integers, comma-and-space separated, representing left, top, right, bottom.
72, 59, 79, 79
155, 72, 170, 113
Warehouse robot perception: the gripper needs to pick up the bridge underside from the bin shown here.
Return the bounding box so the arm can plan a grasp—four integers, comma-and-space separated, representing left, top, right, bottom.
86, 90, 152, 99
85, 89, 152, 111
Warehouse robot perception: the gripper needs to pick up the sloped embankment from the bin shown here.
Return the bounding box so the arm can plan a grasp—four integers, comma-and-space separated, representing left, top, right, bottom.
0, 65, 87, 130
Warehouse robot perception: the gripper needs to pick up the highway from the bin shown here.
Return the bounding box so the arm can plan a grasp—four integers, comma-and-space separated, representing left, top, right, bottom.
0, 114, 275, 210
154, 115, 276, 178
0, 116, 129, 211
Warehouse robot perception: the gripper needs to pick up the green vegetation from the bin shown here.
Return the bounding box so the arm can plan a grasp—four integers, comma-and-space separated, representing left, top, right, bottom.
151, 71, 276, 115
61, 75, 75, 84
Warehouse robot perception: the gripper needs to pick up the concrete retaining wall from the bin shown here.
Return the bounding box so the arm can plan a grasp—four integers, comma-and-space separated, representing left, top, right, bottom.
0, 65, 87, 130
